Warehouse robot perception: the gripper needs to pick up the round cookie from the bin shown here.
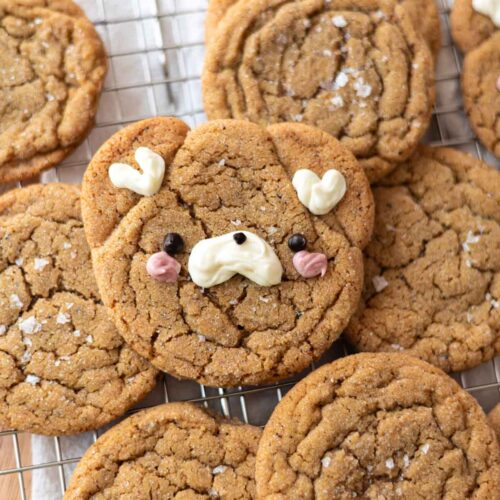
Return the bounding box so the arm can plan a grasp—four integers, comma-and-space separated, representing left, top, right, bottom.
0, 0, 107, 183
64, 402, 262, 500
489, 403, 500, 441
345, 146, 500, 372
205, 0, 441, 59
0, 183, 158, 435
450, 0, 497, 53
255, 353, 500, 499
462, 32, 500, 158
81, 117, 374, 387
202, 0, 435, 183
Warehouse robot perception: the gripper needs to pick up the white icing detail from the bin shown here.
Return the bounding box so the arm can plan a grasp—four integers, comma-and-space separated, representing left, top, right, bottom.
372, 275, 389, 292
34, 257, 49, 271
188, 231, 283, 288
292, 169, 347, 215
10, 294, 23, 309
19, 316, 42, 334
472, 0, 500, 26
26, 374, 40, 385
108, 147, 165, 196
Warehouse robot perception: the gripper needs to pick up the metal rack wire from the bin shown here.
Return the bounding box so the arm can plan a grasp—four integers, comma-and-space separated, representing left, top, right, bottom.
0, 0, 499, 498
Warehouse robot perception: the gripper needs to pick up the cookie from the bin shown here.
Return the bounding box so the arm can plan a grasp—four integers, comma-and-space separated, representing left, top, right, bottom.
81, 117, 374, 387
0, 183, 157, 435
450, 0, 498, 53
345, 146, 500, 372
64, 402, 262, 500
255, 353, 500, 499
202, 0, 435, 183
489, 403, 500, 441
462, 32, 500, 158
0, 0, 107, 183
205, 0, 441, 59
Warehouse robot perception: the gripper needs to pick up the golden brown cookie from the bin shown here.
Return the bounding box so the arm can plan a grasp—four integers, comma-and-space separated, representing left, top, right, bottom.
450, 0, 498, 53
255, 353, 500, 499
64, 402, 262, 500
82, 117, 374, 387
489, 403, 500, 441
345, 146, 500, 372
205, 0, 441, 59
0, 0, 107, 183
202, 0, 435, 183
462, 32, 500, 158
0, 184, 157, 435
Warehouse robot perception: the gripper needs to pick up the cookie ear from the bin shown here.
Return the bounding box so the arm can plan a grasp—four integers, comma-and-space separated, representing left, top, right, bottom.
267, 123, 375, 250
81, 117, 190, 249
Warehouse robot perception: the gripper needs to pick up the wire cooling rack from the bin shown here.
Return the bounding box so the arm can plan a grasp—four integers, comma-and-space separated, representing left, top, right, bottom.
0, 0, 499, 498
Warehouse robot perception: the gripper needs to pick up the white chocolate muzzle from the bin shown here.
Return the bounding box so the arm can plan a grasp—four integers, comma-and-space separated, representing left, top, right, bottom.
188, 231, 283, 288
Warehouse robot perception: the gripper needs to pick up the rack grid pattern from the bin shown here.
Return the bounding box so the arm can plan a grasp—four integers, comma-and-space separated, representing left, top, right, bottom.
1, 0, 499, 498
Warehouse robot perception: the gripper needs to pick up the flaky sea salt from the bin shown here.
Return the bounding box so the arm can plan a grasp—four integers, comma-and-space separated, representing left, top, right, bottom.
421, 443, 430, 454
332, 15, 347, 27
385, 458, 395, 469
10, 294, 23, 309
231, 219, 242, 226
212, 465, 227, 475
0, 325, 6, 335
334, 72, 349, 89
63, 242, 72, 249
322, 49, 332, 57
292, 114, 304, 122
19, 316, 42, 334
85, 335, 93, 344
34, 257, 49, 271
26, 374, 40, 385
218, 159, 226, 167
259, 296, 271, 303
330, 95, 344, 108
353, 77, 372, 98
229, 299, 239, 306
403, 454, 410, 467
372, 275, 388, 292
462, 231, 480, 252
73, 330, 81, 337
321, 456, 332, 468
198, 335, 206, 342
57, 312, 70, 325
15, 257, 24, 266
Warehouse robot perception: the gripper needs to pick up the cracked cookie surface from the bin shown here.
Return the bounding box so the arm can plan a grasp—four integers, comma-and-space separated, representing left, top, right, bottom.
202, 0, 435, 182
255, 353, 500, 499
81, 117, 374, 387
0, 183, 157, 435
64, 402, 262, 500
205, 0, 441, 59
345, 146, 500, 372
462, 32, 500, 159
0, 0, 107, 183
450, 0, 497, 53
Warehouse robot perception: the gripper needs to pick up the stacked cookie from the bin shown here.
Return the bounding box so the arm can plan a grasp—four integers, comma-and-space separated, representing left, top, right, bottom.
451, 0, 500, 158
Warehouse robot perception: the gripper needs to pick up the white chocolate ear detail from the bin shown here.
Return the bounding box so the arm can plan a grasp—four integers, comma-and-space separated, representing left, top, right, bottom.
292, 169, 347, 215
188, 231, 283, 288
108, 147, 165, 196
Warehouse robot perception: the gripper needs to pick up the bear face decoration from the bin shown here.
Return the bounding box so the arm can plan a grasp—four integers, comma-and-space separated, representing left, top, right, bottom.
82, 118, 374, 387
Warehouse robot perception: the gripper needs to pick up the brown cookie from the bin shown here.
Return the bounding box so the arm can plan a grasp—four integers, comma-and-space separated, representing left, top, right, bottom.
82, 117, 374, 387
0, 184, 158, 435
64, 402, 262, 500
0, 0, 107, 183
489, 403, 500, 441
202, 0, 435, 183
450, 0, 497, 53
205, 0, 441, 59
462, 32, 500, 158
255, 353, 500, 499
345, 146, 500, 372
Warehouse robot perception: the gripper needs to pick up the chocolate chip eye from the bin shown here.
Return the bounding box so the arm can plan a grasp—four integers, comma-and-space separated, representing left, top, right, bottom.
288, 234, 307, 252
163, 233, 184, 255
233, 232, 247, 245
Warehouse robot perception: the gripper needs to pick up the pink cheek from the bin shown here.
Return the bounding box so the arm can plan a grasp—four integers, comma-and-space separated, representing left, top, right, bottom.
496, 76, 500, 92
292, 250, 328, 278
146, 251, 181, 283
